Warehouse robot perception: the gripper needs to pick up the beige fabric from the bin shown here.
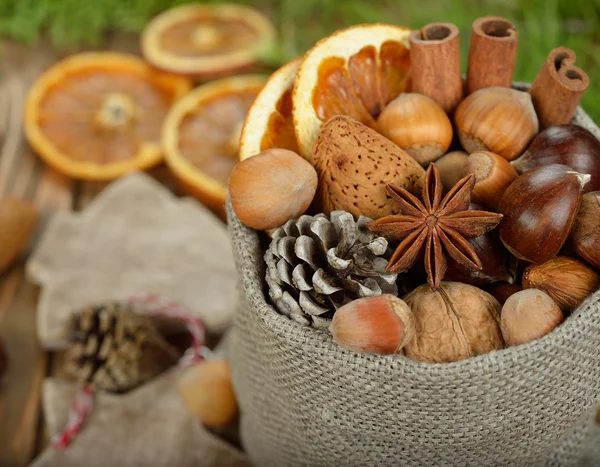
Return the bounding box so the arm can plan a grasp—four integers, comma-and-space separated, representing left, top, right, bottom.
30, 367, 251, 467
27, 173, 238, 349
227, 97, 600, 466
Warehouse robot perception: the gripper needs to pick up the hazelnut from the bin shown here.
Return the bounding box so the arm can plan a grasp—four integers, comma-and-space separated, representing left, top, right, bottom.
455, 87, 539, 161
377, 93, 453, 166
403, 282, 504, 363
434, 151, 469, 191
500, 289, 563, 346
330, 295, 415, 355
522, 256, 600, 312
465, 151, 518, 210
229, 148, 317, 230
178, 360, 238, 428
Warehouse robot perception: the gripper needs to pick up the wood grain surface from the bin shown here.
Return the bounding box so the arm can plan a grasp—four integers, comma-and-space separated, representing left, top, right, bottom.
0, 35, 154, 467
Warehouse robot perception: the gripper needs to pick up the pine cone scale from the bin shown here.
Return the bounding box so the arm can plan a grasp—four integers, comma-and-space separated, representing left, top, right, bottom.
265, 211, 398, 327
63, 303, 178, 392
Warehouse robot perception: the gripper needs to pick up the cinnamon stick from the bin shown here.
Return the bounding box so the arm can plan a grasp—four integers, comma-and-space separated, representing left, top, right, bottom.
529, 47, 589, 128
466, 16, 518, 94
409, 23, 463, 114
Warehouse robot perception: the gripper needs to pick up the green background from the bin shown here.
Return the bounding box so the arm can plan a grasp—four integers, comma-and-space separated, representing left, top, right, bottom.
1, 0, 599, 119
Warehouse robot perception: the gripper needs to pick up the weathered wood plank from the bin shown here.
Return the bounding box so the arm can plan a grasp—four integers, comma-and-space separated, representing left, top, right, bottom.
0, 40, 76, 467
1, 31, 221, 465
0, 270, 46, 467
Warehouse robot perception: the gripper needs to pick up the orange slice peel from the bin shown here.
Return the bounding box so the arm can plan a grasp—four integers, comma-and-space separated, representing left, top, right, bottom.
239, 58, 301, 161
141, 3, 276, 78
163, 74, 267, 217
292, 24, 412, 159
25, 52, 192, 181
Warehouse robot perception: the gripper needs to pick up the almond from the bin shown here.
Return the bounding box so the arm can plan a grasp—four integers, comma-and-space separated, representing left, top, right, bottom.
311, 115, 425, 219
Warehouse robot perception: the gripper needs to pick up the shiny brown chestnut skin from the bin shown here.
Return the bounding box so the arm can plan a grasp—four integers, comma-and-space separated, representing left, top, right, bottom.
571, 191, 600, 268
485, 282, 523, 306
498, 164, 590, 263
445, 230, 513, 286
512, 124, 600, 193
445, 203, 513, 286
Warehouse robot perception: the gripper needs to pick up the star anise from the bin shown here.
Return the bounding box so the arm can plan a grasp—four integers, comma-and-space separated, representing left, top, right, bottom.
368, 163, 503, 290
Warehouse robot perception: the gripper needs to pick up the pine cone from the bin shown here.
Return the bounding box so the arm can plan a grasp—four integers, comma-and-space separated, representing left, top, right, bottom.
63, 303, 178, 392
264, 211, 397, 328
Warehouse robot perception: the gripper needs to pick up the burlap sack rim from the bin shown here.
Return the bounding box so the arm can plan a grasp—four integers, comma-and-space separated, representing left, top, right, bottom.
227, 86, 600, 376
228, 197, 600, 374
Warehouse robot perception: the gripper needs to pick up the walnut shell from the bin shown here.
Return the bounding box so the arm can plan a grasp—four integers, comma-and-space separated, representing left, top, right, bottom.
311, 115, 425, 219
403, 281, 504, 363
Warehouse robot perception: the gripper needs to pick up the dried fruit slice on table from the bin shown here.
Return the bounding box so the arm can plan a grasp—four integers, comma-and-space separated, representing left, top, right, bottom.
238, 58, 301, 161
292, 24, 412, 158
163, 74, 267, 218
141, 3, 276, 78
24, 52, 192, 181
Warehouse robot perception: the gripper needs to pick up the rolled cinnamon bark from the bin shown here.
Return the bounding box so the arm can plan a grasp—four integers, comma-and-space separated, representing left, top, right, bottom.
466, 16, 518, 94
529, 47, 589, 128
409, 23, 463, 114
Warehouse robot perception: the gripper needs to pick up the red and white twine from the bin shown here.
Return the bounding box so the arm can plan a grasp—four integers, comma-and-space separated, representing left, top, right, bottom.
127, 293, 208, 365
51, 385, 95, 449
52, 294, 206, 449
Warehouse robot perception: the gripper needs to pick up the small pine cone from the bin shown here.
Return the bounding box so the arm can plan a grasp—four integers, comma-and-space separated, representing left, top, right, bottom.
264, 211, 397, 328
62, 303, 178, 392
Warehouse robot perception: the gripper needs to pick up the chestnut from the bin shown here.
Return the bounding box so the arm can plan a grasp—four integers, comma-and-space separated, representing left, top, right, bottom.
444, 230, 513, 286
498, 164, 590, 263
512, 124, 600, 193
486, 282, 523, 306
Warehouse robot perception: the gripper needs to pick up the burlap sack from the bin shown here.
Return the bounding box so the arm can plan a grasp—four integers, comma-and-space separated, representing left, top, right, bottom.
227, 104, 600, 467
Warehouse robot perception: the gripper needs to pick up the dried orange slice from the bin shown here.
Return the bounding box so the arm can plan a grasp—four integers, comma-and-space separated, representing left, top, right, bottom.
141, 3, 276, 78
238, 58, 301, 161
25, 52, 192, 181
163, 74, 266, 216
293, 24, 412, 158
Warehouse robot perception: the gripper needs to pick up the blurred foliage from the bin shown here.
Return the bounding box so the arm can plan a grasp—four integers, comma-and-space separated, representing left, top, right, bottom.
0, 0, 599, 118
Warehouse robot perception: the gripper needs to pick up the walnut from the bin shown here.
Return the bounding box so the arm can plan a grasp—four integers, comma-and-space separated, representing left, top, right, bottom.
311, 115, 425, 220
403, 281, 504, 363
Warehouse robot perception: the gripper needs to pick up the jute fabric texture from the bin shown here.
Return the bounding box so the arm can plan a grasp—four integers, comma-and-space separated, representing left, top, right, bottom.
227, 99, 600, 467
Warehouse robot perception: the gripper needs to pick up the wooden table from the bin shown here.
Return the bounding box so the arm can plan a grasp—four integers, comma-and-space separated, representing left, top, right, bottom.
0, 36, 172, 466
